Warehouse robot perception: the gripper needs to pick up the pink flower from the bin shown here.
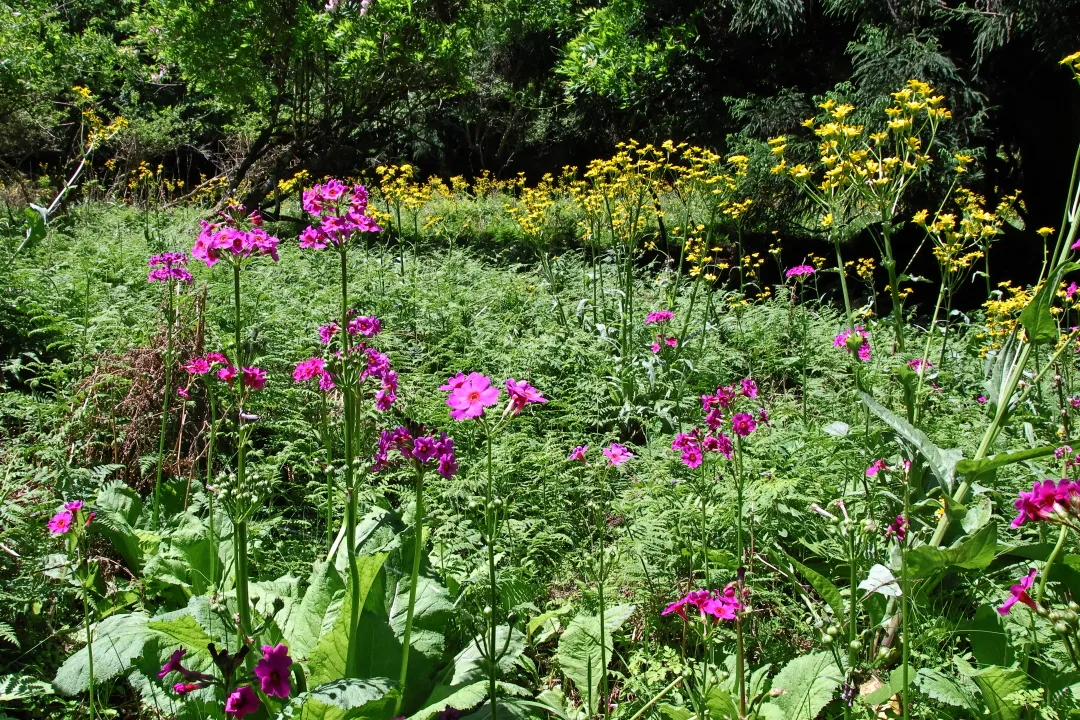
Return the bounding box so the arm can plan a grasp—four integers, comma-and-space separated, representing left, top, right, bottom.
1055, 445, 1073, 460
318, 372, 335, 392
866, 459, 889, 477
757, 407, 770, 426
412, 436, 440, 463
318, 324, 338, 345
174, 682, 200, 695
1011, 479, 1078, 527
446, 373, 500, 420
1071, 396, 1080, 410
568, 445, 588, 463
907, 358, 933, 373
299, 226, 326, 250
439, 372, 469, 391
645, 310, 674, 325
1068, 283, 1079, 302
997, 568, 1038, 615
148, 253, 192, 284
348, 315, 381, 338
505, 378, 547, 414
185, 357, 211, 375
206, 352, 228, 365
731, 413, 756, 438
650, 341, 661, 354
672, 432, 698, 452
785, 264, 815, 279
976, 395, 988, 404
158, 649, 187, 679
293, 357, 326, 383
662, 587, 741, 622
254, 644, 292, 699
834, 327, 871, 362
681, 447, 703, 469
242, 367, 267, 390
225, 685, 260, 718
603, 443, 634, 467
664, 336, 678, 348
218, 365, 238, 384
48, 511, 73, 535
176, 386, 190, 399
64, 500, 84, 512
886, 514, 908, 541
741, 378, 758, 399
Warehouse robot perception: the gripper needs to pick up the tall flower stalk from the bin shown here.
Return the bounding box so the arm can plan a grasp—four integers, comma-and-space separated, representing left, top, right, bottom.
441, 372, 547, 719
190, 206, 279, 639
148, 253, 193, 529
296, 178, 384, 676
49, 501, 95, 718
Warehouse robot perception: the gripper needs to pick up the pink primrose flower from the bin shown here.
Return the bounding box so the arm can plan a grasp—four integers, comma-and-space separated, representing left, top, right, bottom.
866, 459, 889, 477
998, 568, 1038, 615
446, 373, 500, 420
603, 443, 634, 467
505, 378, 547, 414
242, 367, 267, 390
225, 685, 260, 718
293, 357, 326, 383
253, 644, 292, 699
48, 510, 73, 536
785, 264, 815, 279
645, 310, 674, 325
568, 445, 588, 463
731, 412, 756, 438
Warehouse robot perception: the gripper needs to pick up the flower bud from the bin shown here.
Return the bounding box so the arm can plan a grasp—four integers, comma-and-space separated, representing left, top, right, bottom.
827, 625, 840, 637
849, 639, 862, 651
1055, 621, 1070, 635
483, 606, 493, 617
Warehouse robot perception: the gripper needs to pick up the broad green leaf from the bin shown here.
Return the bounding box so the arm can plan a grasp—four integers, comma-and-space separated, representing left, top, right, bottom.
53, 612, 151, 695
781, 553, 846, 622
657, 704, 692, 720
970, 665, 1028, 720
412, 626, 526, 720
278, 561, 346, 661
274, 677, 398, 720
704, 686, 739, 719
308, 552, 389, 685
914, 668, 979, 710
955, 445, 1058, 478
0, 674, 53, 702
147, 614, 213, 651
964, 605, 1012, 667
906, 523, 998, 579
92, 482, 145, 571
556, 604, 635, 710
461, 698, 542, 720
1020, 262, 1080, 344
759, 651, 840, 720
860, 392, 963, 493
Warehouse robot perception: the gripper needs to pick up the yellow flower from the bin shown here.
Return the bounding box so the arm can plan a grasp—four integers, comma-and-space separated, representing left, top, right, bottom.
1037, 227, 1056, 237
912, 209, 929, 224
821, 213, 834, 228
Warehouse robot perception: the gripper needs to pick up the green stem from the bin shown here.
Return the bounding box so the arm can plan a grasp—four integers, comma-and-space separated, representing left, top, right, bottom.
321, 393, 334, 553
626, 675, 684, 720
881, 221, 905, 352
1036, 525, 1069, 605
340, 249, 361, 678
206, 387, 217, 594
735, 436, 745, 563
700, 462, 709, 588
832, 233, 855, 333
153, 289, 175, 530
598, 467, 609, 719
232, 264, 252, 641
901, 478, 910, 720
394, 466, 426, 716
83, 563, 95, 720
485, 425, 499, 720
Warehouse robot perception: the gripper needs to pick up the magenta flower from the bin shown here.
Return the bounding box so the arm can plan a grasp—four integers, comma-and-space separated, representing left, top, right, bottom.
174, 682, 200, 695
64, 500, 84, 512
785, 264, 815, 279
1011, 479, 1078, 527
505, 378, 547, 414
662, 587, 741, 622
439, 373, 468, 391
185, 357, 211, 375
886, 514, 908, 541
348, 315, 381, 338
650, 341, 661, 354
865, 459, 889, 477
976, 395, 988, 404
603, 443, 634, 467
318, 372, 335, 392
48, 510, 73, 536
645, 310, 674, 325
225, 685, 260, 719
568, 445, 588, 463
731, 413, 756, 437
206, 352, 228, 365
176, 385, 190, 399
242, 367, 267, 390
998, 568, 1038, 615
1071, 396, 1080, 410
293, 357, 326, 383
318, 323, 338, 345
254, 644, 292, 699
741, 378, 758, 399
664, 335, 678, 348
148, 253, 193, 284
299, 180, 381, 250
907, 358, 933, 374
218, 365, 238, 384
445, 373, 500, 420
192, 212, 279, 268
157, 649, 187, 679
681, 446, 703, 469
1068, 283, 1079, 302
1055, 445, 1073, 460
834, 327, 872, 362
412, 436, 440, 463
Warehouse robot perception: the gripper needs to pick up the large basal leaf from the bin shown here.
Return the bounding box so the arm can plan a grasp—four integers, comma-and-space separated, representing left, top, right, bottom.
969, 665, 1028, 720
1020, 261, 1080, 344
307, 552, 388, 686
93, 482, 146, 571
278, 561, 347, 661
913, 668, 979, 710
53, 612, 152, 695
906, 523, 998, 579
274, 677, 398, 720
860, 392, 963, 493
411, 626, 527, 720
556, 604, 635, 709
759, 651, 840, 720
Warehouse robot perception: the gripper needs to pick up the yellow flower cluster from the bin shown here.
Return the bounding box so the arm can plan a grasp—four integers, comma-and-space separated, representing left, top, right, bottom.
277, 169, 311, 197
1062, 50, 1080, 80
376, 164, 431, 211
72, 85, 127, 151
845, 257, 876, 282
983, 281, 1035, 344
914, 188, 1019, 278
506, 173, 558, 241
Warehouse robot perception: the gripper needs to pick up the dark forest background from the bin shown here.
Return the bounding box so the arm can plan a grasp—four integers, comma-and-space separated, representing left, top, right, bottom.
4, 0, 1080, 297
